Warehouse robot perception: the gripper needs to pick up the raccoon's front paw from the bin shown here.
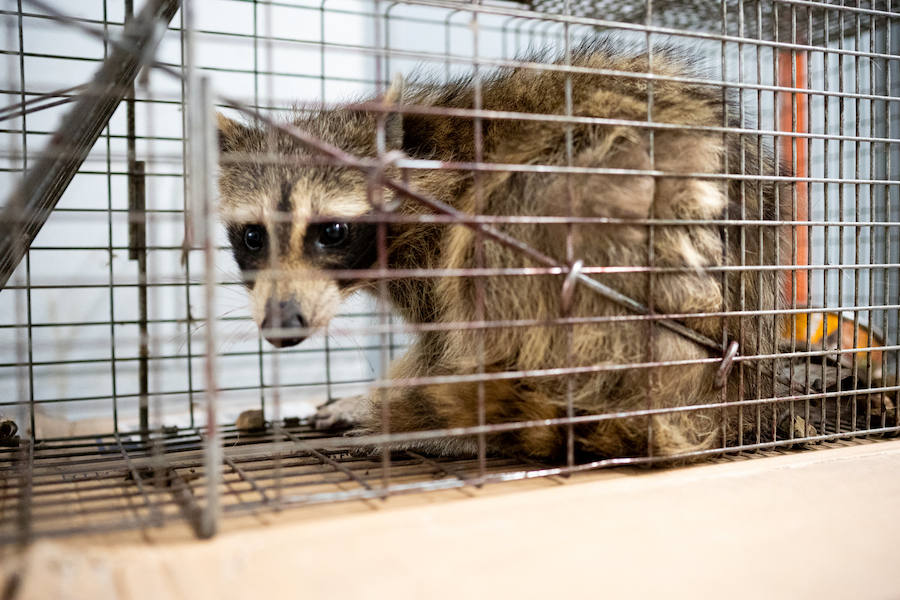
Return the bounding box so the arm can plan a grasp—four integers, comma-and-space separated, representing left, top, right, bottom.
314, 395, 370, 431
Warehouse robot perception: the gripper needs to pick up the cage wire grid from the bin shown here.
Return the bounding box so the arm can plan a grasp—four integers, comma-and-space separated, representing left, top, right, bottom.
0, 0, 898, 543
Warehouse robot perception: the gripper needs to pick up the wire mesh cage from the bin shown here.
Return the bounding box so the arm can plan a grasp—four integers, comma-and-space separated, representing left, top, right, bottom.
0, 0, 898, 543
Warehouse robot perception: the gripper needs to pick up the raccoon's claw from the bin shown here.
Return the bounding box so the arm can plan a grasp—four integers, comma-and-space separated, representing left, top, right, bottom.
344, 426, 374, 437
314, 395, 369, 431
340, 427, 379, 457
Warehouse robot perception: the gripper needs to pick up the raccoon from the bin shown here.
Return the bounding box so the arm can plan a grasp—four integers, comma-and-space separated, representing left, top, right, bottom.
217, 40, 789, 461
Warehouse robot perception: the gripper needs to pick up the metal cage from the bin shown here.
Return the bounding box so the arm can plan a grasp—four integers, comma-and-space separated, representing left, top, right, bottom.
0, 0, 898, 543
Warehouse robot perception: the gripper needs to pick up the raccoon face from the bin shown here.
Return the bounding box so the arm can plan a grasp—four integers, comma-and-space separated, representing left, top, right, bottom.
216, 114, 382, 348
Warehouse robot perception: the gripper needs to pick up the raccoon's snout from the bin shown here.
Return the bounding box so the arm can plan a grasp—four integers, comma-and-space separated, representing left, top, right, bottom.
261, 298, 308, 348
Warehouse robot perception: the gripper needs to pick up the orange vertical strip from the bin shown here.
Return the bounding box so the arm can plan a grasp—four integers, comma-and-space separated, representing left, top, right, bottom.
777, 49, 809, 306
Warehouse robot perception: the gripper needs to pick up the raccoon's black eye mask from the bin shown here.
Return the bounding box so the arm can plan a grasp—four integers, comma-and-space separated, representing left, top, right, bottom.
239, 223, 350, 254
226, 223, 268, 286
304, 220, 378, 285
226, 219, 377, 290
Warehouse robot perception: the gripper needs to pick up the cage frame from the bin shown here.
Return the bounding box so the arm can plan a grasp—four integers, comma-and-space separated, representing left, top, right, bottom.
0, 0, 898, 545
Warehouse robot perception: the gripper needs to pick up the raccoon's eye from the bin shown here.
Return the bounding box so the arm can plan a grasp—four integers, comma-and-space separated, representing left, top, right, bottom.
243, 225, 266, 252
317, 223, 349, 248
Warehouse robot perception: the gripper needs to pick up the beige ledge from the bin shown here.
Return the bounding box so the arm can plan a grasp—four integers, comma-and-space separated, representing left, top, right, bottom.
3, 440, 900, 600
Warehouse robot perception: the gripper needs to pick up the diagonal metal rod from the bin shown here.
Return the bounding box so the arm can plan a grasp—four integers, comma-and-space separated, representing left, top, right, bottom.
219, 96, 727, 355
282, 429, 373, 491
0, 0, 180, 291
0, 83, 85, 119
113, 432, 164, 527
223, 454, 271, 504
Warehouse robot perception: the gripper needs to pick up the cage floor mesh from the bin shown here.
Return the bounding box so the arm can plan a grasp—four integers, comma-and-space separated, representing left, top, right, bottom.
2, 413, 896, 545
0, 423, 539, 543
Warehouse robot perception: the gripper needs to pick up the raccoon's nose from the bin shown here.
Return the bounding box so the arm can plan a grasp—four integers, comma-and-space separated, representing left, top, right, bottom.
261, 299, 308, 348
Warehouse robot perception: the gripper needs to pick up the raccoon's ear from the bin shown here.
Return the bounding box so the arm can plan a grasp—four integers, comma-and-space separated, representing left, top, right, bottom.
382, 74, 405, 151
216, 112, 250, 153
